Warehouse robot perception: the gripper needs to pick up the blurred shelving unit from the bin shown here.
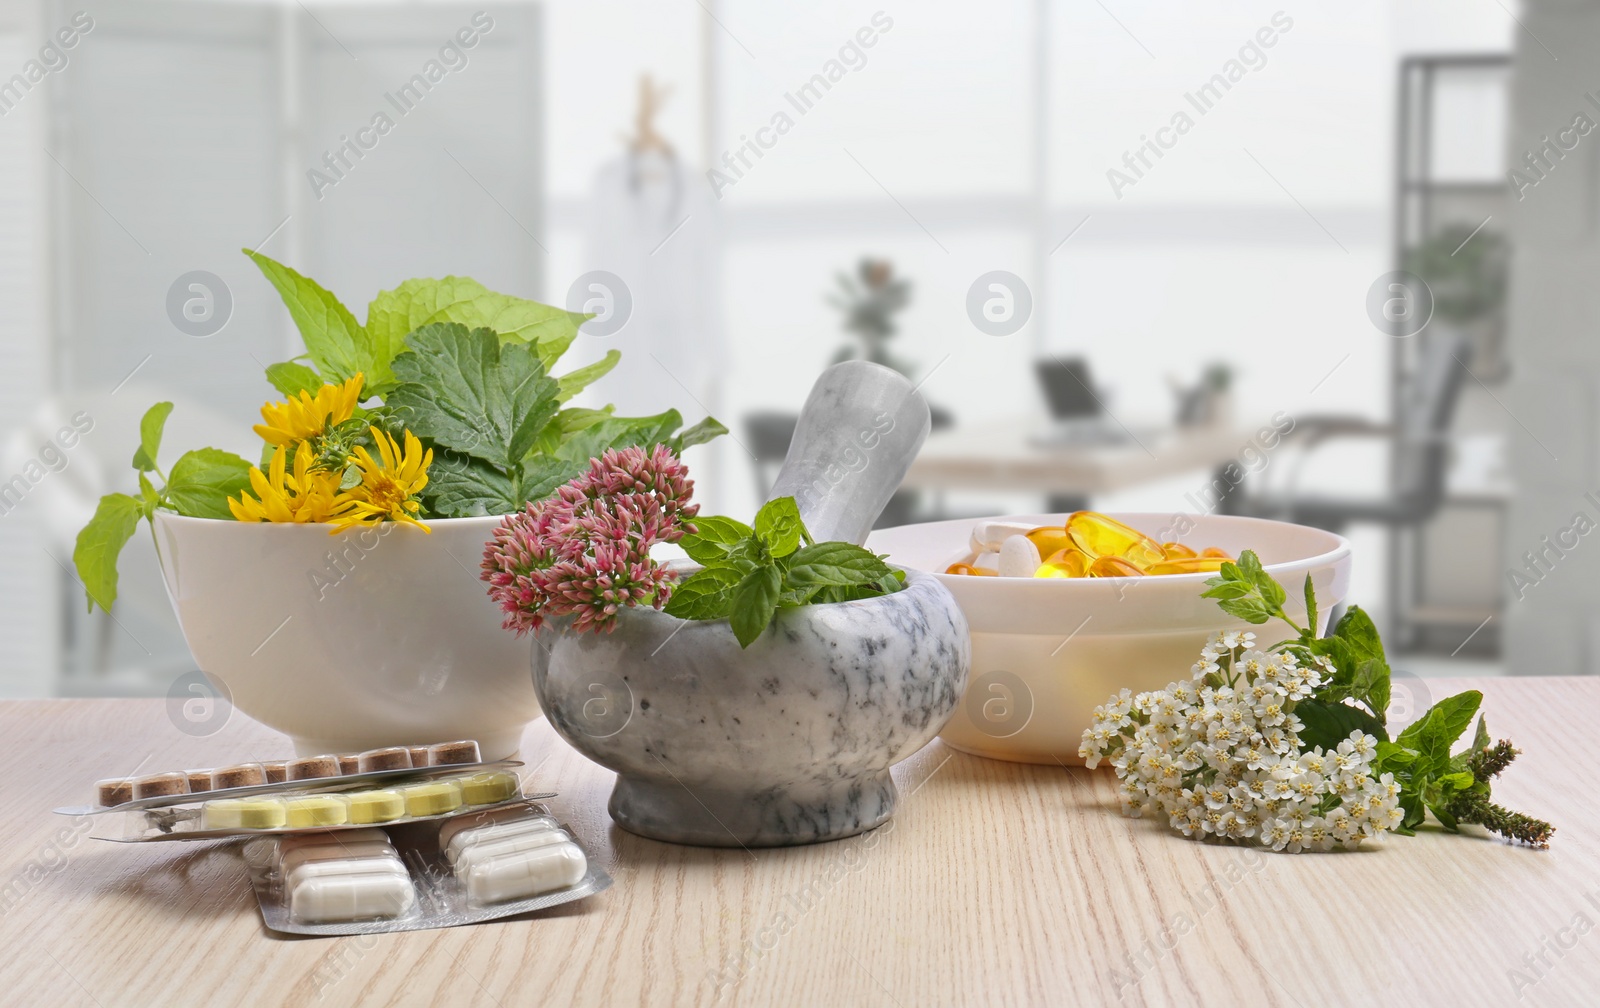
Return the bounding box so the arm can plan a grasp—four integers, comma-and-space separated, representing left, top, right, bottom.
1391, 54, 1511, 656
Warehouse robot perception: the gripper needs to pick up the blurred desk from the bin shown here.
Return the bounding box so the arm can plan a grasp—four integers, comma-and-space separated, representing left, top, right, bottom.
900, 419, 1258, 496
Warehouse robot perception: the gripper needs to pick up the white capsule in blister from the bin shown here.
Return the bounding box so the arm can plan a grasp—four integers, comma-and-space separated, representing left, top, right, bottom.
290, 870, 416, 923
463, 841, 587, 906
445, 816, 562, 864
996, 535, 1042, 577
452, 827, 572, 876
286, 856, 407, 891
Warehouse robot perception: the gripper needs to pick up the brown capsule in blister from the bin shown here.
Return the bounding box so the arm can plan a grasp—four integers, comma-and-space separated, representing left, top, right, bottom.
133, 772, 189, 800
288, 755, 341, 781
212, 763, 267, 790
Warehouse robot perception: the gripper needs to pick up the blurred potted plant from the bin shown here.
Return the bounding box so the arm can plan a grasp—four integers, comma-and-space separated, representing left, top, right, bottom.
828, 258, 913, 375
1403, 224, 1509, 377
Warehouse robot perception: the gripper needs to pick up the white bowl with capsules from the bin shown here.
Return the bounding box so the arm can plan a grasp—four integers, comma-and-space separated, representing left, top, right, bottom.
865, 512, 1352, 766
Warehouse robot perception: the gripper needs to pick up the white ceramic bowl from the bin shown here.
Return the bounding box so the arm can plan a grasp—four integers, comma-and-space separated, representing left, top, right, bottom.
153, 512, 540, 758
866, 513, 1352, 765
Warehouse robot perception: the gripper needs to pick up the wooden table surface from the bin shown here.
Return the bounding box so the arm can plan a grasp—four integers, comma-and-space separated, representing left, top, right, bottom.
899, 419, 1263, 495
0, 679, 1594, 1008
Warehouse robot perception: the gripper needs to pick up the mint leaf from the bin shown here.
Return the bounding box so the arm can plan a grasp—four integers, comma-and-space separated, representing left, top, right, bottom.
166, 448, 252, 519
131, 401, 173, 472
679, 516, 754, 565
1472, 714, 1490, 752
1213, 597, 1275, 624
243, 249, 370, 382
784, 542, 896, 589
1295, 698, 1387, 750
73, 493, 144, 613
729, 564, 782, 647
663, 565, 743, 620
264, 360, 324, 399
1396, 690, 1482, 778
364, 276, 589, 373
555, 350, 620, 402
754, 497, 804, 557
388, 323, 559, 470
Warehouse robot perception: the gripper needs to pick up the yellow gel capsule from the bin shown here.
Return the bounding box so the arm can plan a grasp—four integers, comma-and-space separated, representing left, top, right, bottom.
458, 771, 522, 806
1161, 542, 1197, 560
402, 780, 464, 817
945, 563, 998, 576
1025, 527, 1074, 559
1146, 557, 1228, 575
1066, 512, 1164, 568
1088, 555, 1145, 578
1200, 547, 1234, 560
1038, 547, 1090, 578
343, 790, 406, 824
285, 795, 349, 829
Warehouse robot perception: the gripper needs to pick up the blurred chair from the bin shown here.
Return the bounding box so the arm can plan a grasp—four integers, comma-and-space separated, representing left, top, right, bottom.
1223, 330, 1469, 534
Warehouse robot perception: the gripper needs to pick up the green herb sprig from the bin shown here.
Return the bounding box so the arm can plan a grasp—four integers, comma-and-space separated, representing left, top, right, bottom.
1202, 552, 1553, 846
664, 497, 905, 647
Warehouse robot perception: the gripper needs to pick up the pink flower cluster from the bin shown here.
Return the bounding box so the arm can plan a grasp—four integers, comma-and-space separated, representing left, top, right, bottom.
481, 444, 699, 635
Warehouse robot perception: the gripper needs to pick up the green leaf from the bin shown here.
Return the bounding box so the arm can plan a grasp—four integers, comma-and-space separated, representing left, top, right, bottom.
264, 360, 324, 399
72, 493, 144, 613
555, 350, 621, 402
1294, 698, 1388, 751
137, 472, 159, 516
424, 453, 521, 518
363, 275, 589, 374
1199, 581, 1253, 601
1213, 597, 1274, 624
1374, 740, 1418, 770
729, 564, 782, 647
669, 416, 729, 452
165, 448, 253, 519
553, 409, 684, 465
783, 542, 896, 589
243, 249, 370, 382
1350, 658, 1391, 724
1396, 690, 1483, 778
131, 401, 173, 472
663, 565, 743, 621
754, 497, 804, 558
1471, 714, 1490, 753
1303, 573, 1318, 636
388, 323, 560, 469
1238, 550, 1285, 610
679, 516, 755, 565
517, 456, 586, 506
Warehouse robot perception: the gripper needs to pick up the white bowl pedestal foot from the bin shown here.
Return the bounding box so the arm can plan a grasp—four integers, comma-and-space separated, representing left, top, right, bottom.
608, 771, 897, 848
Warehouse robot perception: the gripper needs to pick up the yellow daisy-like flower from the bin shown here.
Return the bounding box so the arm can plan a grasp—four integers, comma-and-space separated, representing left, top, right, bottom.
253, 373, 364, 447
328, 427, 434, 533
229, 441, 352, 524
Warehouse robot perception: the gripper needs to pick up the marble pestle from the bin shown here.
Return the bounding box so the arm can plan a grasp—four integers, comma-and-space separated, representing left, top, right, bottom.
765, 361, 933, 545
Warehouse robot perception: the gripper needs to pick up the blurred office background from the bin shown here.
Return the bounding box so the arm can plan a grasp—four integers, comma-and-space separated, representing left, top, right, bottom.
0, 0, 1584, 698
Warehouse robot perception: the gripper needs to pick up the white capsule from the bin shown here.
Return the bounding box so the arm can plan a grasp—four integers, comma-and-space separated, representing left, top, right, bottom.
997, 535, 1042, 577
970, 521, 1037, 554
973, 550, 1000, 571
464, 841, 587, 905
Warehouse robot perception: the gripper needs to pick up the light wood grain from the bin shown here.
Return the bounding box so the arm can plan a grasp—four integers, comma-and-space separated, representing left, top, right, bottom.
0, 680, 1595, 1007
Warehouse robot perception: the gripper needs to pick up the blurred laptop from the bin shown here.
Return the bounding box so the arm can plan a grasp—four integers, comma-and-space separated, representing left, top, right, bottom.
1029, 357, 1137, 447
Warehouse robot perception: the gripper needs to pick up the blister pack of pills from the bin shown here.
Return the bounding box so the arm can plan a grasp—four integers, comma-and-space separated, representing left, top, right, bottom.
244, 802, 611, 935
61, 740, 498, 816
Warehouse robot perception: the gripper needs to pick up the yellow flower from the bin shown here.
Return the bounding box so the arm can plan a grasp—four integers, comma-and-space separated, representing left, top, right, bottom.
328, 428, 434, 533
253, 373, 364, 447
229, 442, 352, 523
